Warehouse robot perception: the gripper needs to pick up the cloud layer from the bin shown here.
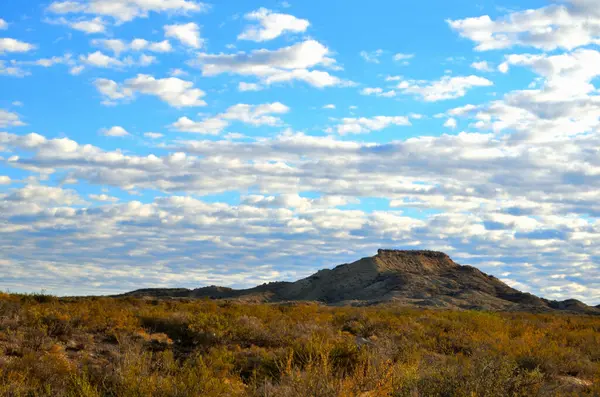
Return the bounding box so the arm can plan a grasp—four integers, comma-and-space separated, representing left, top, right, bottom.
1, 0, 599, 304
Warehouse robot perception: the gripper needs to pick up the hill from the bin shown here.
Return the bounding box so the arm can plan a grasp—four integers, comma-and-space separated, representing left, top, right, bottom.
122, 249, 599, 314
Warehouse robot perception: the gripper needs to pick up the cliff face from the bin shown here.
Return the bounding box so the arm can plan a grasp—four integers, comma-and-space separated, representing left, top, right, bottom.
121, 250, 600, 314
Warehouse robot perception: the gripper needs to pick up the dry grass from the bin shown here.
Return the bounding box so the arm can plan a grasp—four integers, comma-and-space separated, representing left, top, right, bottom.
0, 292, 599, 396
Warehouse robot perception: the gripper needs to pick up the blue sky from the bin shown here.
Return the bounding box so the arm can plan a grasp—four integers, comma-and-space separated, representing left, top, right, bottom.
1, 0, 600, 304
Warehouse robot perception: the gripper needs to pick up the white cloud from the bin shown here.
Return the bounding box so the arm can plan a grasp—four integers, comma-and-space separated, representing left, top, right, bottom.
172, 117, 229, 135
360, 49, 384, 63
80, 51, 122, 68
5, 0, 600, 304
164, 22, 203, 48
70, 17, 106, 33
0, 38, 35, 54
323, 104, 335, 109
172, 102, 289, 134
498, 62, 509, 73
95, 74, 206, 107
89, 193, 119, 202
444, 117, 457, 129
6, 54, 82, 77
397, 75, 493, 101
0, 176, 10, 185
262, 69, 349, 88
336, 115, 411, 135
0, 109, 25, 128
192, 39, 348, 88
197, 39, 333, 72
238, 82, 262, 92
78, 51, 155, 70
32, 54, 73, 67
385, 75, 403, 82
447, 104, 480, 116
137, 54, 156, 66
2, 125, 600, 300
464, 49, 600, 142
5, 130, 600, 301
0, 61, 29, 77
471, 61, 493, 72
448, 1, 600, 51
92, 38, 172, 55
169, 68, 188, 77
47, 0, 208, 23
393, 53, 414, 65
498, 49, 600, 97
95, 38, 127, 54
360, 87, 396, 97
69, 65, 85, 75
100, 126, 129, 137
393, 53, 414, 61
238, 8, 309, 42
95, 78, 133, 102
0, 19, 7, 30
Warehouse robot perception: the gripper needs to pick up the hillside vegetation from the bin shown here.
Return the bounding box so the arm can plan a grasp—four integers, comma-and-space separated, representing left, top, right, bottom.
0, 292, 599, 396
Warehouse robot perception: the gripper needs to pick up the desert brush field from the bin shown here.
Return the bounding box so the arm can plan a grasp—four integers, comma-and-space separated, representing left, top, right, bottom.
0, 293, 599, 396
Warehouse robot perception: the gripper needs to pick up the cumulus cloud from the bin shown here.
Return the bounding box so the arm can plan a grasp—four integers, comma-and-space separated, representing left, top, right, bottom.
238, 82, 262, 92
95, 74, 206, 107
4, 0, 600, 304
89, 193, 119, 202
69, 17, 106, 33
443, 117, 457, 129
336, 115, 411, 135
100, 126, 129, 137
0, 109, 25, 128
0, 38, 35, 54
360, 49, 384, 63
92, 38, 172, 55
171, 102, 289, 134
0, 18, 8, 30
471, 61, 493, 72
47, 0, 208, 23
3, 126, 600, 301
0, 169, 598, 301
192, 40, 349, 88
360, 87, 396, 97
396, 75, 493, 101
197, 40, 333, 72
238, 8, 309, 42
448, 0, 600, 51
498, 49, 600, 97
164, 22, 203, 48
79, 51, 123, 67
24, 54, 75, 68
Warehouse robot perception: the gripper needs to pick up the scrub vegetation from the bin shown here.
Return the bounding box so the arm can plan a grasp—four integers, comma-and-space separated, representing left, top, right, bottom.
0, 292, 598, 396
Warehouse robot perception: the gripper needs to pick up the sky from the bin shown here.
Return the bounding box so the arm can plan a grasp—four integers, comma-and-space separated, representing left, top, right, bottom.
1, 0, 600, 304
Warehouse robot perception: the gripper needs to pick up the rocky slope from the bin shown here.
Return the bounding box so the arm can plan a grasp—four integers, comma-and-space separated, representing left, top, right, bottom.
121, 249, 599, 314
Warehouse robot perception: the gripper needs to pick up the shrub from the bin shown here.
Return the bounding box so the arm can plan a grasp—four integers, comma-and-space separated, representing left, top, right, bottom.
0, 293, 597, 396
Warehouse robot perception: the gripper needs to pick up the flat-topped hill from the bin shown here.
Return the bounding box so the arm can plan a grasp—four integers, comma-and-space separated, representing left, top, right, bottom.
121, 249, 599, 314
